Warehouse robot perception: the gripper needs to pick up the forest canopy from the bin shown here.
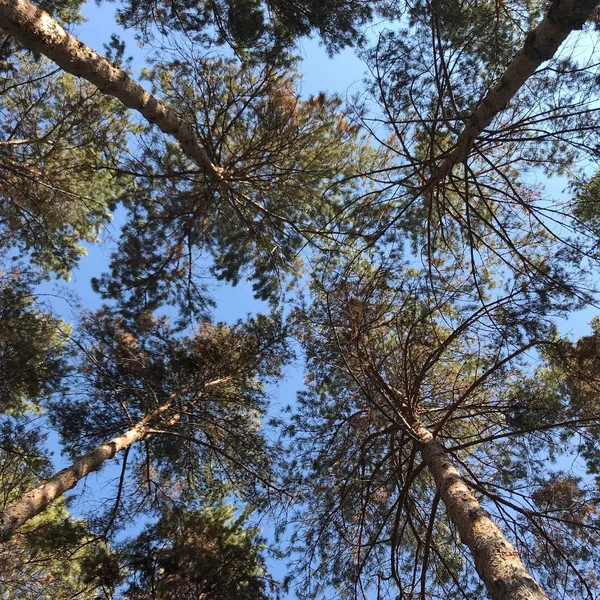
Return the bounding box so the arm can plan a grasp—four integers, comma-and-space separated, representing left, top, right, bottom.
0, 0, 600, 599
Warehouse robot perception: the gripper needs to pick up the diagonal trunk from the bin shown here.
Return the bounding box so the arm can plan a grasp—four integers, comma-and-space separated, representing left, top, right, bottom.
423, 0, 600, 194
0, 399, 175, 542
362, 358, 548, 597
414, 422, 548, 600
0, 0, 225, 182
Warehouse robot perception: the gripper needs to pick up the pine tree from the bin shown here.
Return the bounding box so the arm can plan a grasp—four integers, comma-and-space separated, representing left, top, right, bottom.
0, 270, 67, 413
122, 502, 276, 600
283, 232, 600, 599
2, 1, 600, 599
0, 268, 119, 598
90, 54, 373, 317
0, 308, 288, 541
104, 0, 375, 56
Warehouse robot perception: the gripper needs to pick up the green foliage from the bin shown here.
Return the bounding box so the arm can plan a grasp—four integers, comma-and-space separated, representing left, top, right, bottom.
504, 373, 564, 432
50, 307, 288, 525
105, 0, 376, 57
543, 320, 600, 478
283, 247, 598, 599
122, 503, 275, 600
4, 1, 600, 599
573, 171, 600, 240
0, 52, 133, 278
92, 56, 371, 319
0, 271, 66, 414
38, 0, 86, 24
363, 0, 600, 298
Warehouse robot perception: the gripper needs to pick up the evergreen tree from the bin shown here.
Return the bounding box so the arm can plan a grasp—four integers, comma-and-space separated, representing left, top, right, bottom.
359, 0, 600, 292
122, 502, 276, 600
3, 1, 600, 600
286, 250, 584, 599
0, 308, 288, 540
0, 270, 119, 598
0, 418, 120, 599
0, 0, 375, 315
0, 270, 66, 413
91, 54, 374, 318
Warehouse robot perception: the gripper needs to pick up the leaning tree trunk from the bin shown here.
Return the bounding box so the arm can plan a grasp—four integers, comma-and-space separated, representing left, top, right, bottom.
414, 423, 549, 600
0, 0, 225, 182
0, 399, 175, 541
421, 0, 600, 194
3, 0, 598, 203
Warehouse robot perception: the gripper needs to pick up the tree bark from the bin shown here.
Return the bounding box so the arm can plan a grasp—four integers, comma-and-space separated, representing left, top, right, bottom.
414, 423, 549, 600
0, 0, 225, 182
424, 0, 600, 194
0, 399, 174, 542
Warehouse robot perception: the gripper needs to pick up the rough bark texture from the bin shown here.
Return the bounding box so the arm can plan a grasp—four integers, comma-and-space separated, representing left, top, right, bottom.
0, 0, 225, 181
415, 423, 549, 600
424, 0, 600, 192
0, 400, 174, 542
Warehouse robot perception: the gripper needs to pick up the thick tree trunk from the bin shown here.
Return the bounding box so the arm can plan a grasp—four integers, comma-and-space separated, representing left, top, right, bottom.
424, 0, 600, 192
0, 399, 174, 542
415, 423, 548, 600
0, 0, 225, 182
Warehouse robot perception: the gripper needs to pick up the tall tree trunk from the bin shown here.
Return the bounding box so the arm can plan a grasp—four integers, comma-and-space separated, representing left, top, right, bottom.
423, 0, 600, 193
0, 399, 175, 542
0, 0, 225, 182
414, 422, 548, 600
363, 359, 548, 597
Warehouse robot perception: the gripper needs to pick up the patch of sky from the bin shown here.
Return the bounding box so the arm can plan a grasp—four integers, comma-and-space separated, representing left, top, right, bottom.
27, 4, 600, 597
28, 1, 371, 593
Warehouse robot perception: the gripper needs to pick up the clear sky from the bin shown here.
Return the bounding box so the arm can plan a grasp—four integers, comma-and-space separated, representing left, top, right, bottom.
35, 2, 371, 592
34, 3, 600, 596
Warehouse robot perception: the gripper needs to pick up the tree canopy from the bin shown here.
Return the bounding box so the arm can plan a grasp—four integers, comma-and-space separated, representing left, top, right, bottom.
1, 1, 600, 599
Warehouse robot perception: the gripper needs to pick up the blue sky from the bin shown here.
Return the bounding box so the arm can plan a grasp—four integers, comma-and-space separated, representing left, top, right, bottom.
35, 3, 371, 592
30, 3, 600, 596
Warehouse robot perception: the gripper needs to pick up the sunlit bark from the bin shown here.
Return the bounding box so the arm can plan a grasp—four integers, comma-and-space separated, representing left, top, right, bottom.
415, 422, 549, 600
0, 399, 175, 541
424, 0, 600, 194
0, 0, 225, 181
